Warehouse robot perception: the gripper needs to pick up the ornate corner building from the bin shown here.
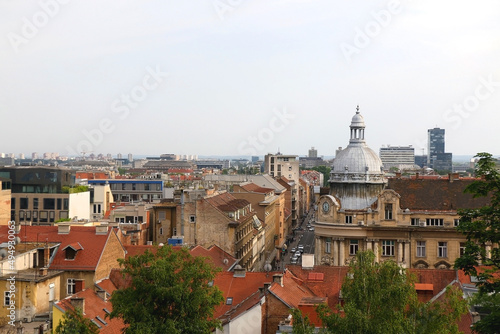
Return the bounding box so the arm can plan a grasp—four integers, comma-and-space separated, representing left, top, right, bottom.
313, 107, 489, 269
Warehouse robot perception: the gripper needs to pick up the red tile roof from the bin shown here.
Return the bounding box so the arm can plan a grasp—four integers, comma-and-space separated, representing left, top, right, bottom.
0, 225, 122, 272
240, 183, 274, 194
55, 288, 125, 334
189, 245, 237, 271
213, 271, 280, 319
63, 242, 83, 251
289, 266, 457, 309
205, 192, 250, 212
431, 281, 473, 334
414, 283, 433, 291
387, 178, 490, 211
288, 265, 349, 308
123, 245, 236, 271
95, 278, 118, 295
269, 270, 316, 308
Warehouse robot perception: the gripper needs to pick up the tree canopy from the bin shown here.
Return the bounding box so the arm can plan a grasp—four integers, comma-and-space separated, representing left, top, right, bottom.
455, 152, 500, 333
294, 251, 467, 334
109, 245, 224, 334
54, 307, 100, 334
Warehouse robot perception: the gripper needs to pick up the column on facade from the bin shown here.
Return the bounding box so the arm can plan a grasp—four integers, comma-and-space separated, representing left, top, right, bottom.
366, 239, 372, 251
373, 240, 379, 262
315, 237, 321, 265
398, 240, 404, 263
333, 239, 339, 266
339, 238, 345, 266
404, 241, 410, 265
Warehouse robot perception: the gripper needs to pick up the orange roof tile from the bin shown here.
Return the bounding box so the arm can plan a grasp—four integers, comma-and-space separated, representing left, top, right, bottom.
414, 283, 433, 291
123, 244, 236, 271
55, 288, 125, 334
240, 183, 274, 194
269, 270, 316, 308
95, 278, 118, 295
213, 271, 280, 319
189, 245, 237, 271
0, 226, 123, 272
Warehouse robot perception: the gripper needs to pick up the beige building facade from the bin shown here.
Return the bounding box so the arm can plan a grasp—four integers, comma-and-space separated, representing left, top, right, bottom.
313, 108, 488, 269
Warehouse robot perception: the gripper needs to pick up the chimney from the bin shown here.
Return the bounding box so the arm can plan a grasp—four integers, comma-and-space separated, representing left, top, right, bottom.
272, 274, 283, 287
96, 290, 107, 301
233, 265, 246, 278
75, 280, 85, 294
58, 224, 71, 234
44, 243, 50, 267
95, 225, 108, 235
70, 298, 85, 313
415, 172, 419, 179
395, 172, 401, 178
39, 267, 48, 276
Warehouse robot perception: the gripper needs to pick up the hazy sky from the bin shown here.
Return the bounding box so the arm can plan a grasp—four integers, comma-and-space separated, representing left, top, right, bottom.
1, 0, 499, 158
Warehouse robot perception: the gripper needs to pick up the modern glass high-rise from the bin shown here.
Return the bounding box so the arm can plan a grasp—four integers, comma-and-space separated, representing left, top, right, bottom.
427, 128, 452, 171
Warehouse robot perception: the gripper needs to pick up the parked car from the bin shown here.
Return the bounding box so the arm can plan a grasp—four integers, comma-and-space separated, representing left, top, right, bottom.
309, 227, 315, 232
295, 251, 301, 258
291, 256, 298, 264
298, 245, 304, 253
291, 247, 296, 253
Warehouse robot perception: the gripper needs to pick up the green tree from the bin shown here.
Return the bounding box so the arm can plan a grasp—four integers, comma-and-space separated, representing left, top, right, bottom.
290, 308, 315, 334
455, 152, 500, 333
311, 251, 467, 334
109, 245, 224, 334
54, 307, 99, 334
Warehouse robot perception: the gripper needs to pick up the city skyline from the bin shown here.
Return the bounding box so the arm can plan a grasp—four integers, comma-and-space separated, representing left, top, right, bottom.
1, 1, 499, 156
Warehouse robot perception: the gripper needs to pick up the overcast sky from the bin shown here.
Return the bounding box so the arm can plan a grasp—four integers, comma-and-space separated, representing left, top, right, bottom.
1, 0, 499, 158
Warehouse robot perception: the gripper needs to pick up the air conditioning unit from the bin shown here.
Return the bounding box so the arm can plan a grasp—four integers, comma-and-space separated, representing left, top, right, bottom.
419, 221, 425, 227
358, 221, 364, 226
228, 213, 234, 218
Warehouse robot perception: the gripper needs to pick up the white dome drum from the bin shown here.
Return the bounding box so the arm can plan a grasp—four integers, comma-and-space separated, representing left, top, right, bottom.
329, 106, 386, 210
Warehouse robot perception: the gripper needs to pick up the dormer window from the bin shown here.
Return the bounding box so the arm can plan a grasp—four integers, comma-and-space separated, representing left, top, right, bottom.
63, 242, 83, 260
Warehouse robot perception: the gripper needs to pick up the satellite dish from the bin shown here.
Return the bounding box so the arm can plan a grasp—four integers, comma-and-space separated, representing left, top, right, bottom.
159, 243, 164, 247
223, 258, 228, 265
0, 249, 7, 260
264, 263, 272, 272
15, 237, 21, 245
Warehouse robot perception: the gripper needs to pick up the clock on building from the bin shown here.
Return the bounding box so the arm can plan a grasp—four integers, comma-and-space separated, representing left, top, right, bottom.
322, 201, 330, 213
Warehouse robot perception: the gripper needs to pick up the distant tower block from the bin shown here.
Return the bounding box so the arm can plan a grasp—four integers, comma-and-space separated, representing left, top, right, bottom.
308, 147, 317, 158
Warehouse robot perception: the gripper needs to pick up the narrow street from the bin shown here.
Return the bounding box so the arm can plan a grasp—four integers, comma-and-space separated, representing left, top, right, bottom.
280, 205, 316, 269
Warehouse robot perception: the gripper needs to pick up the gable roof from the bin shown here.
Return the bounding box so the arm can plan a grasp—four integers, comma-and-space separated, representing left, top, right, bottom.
55, 288, 125, 334
205, 192, 250, 212
62, 242, 84, 251
0, 225, 122, 271
239, 182, 275, 194
213, 271, 280, 319
189, 245, 237, 271
268, 270, 316, 308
